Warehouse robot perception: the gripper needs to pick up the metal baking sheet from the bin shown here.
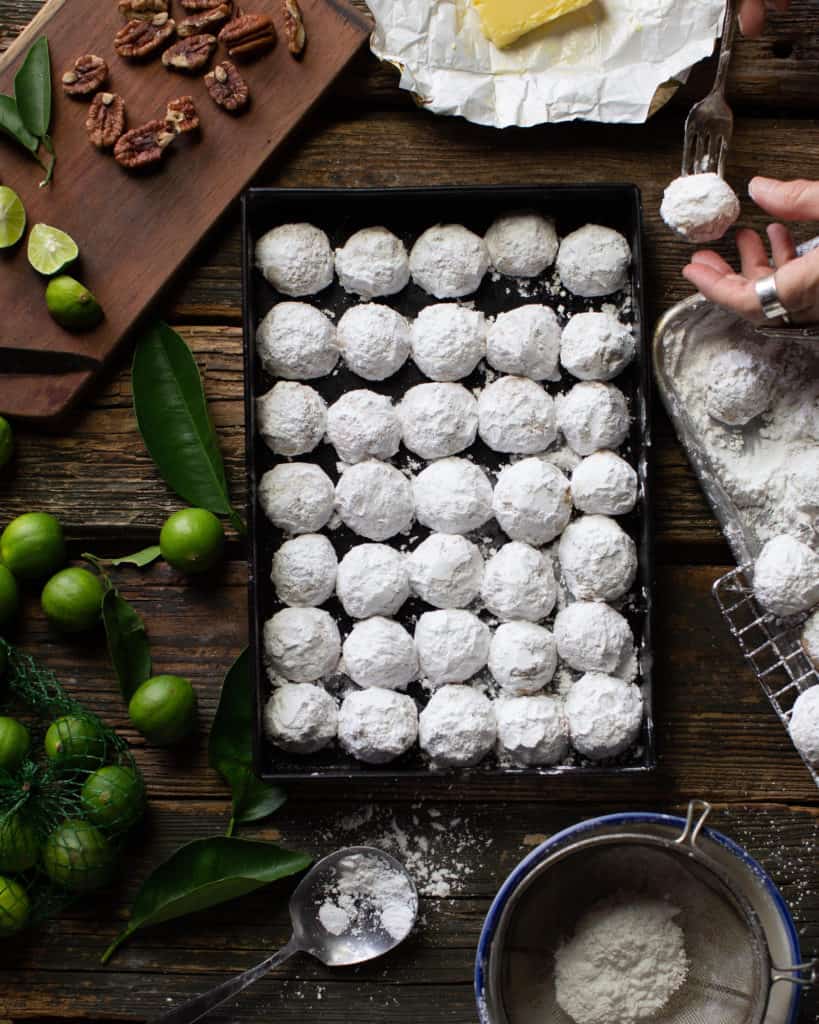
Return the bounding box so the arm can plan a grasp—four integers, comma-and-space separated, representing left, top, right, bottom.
242, 185, 655, 781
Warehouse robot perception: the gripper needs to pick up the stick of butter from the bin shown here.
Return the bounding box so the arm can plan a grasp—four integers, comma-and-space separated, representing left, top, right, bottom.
473, 0, 595, 48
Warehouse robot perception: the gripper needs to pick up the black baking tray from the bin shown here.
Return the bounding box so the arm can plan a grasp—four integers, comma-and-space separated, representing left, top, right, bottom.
242, 185, 655, 781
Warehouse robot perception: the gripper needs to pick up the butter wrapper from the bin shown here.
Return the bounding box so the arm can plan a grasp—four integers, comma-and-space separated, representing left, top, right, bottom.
367, 0, 726, 128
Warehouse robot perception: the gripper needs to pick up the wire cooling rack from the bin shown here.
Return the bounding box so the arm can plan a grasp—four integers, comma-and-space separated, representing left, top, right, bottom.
713, 566, 819, 788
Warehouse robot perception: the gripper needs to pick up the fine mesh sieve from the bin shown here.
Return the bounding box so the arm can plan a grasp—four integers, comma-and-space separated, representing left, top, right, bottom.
482, 802, 815, 1024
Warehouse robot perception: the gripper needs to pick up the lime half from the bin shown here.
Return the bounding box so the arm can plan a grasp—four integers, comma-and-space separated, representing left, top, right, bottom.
0, 187, 25, 249
27, 223, 79, 276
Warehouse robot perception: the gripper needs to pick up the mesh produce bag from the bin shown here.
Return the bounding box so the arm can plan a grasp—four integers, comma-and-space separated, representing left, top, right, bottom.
0, 640, 144, 936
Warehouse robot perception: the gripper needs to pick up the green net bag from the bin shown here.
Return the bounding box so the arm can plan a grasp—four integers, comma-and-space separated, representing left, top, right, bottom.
0, 639, 144, 937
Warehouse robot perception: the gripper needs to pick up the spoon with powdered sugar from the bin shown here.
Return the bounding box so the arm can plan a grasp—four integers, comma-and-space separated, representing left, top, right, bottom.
148, 846, 418, 1024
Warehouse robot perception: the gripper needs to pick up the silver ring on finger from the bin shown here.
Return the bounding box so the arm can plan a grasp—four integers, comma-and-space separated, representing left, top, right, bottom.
755, 274, 791, 323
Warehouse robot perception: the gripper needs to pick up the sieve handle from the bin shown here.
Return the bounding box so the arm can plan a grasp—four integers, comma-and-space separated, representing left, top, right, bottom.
770, 961, 817, 989
675, 799, 712, 849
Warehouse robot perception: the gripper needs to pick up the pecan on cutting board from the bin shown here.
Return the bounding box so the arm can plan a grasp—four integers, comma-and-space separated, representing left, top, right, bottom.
178, 4, 232, 37
218, 13, 276, 59
115, 13, 176, 59
86, 92, 126, 147
162, 33, 217, 71
62, 54, 109, 96
204, 60, 249, 112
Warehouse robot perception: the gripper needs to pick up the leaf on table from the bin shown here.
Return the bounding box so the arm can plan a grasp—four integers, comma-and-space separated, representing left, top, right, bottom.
14, 37, 52, 140
101, 836, 311, 963
132, 322, 245, 530
209, 648, 285, 832
91, 545, 162, 569
0, 94, 39, 153
101, 588, 152, 702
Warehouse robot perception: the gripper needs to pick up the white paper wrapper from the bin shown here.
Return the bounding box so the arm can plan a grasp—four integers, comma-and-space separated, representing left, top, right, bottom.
367, 0, 726, 128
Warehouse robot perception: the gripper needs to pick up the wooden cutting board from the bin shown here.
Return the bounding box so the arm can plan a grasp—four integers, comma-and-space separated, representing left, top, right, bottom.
0, 0, 370, 422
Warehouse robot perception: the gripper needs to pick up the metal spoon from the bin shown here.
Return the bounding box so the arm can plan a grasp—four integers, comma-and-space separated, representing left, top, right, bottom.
148, 846, 418, 1024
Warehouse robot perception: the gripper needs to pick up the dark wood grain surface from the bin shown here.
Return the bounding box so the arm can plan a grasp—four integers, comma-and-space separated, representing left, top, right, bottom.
0, 1, 818, 1020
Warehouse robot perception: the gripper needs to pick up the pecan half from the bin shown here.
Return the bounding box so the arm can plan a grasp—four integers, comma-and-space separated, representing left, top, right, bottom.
178, 3, 232, 36
204, 60, 249, 113
282, 0, 305, 56
179, 0, 226, 10
62, 54, 109, 96
165, 96, 200, 133
218, 13, 276, 59
118, 0, 168, 18
114, 118, 175, 169
162, 33, 217, 71
86, 92, 126, 148
115, 13, 175, 59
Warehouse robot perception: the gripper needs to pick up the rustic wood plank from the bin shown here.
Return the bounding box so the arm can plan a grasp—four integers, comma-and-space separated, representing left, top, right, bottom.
0, 325, 726, 551
2, 559, 818, 804
0, 800, 816, 1020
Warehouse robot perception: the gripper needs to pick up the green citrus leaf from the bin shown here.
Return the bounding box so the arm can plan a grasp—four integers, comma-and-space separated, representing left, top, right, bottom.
101, 837, 311, 963
132, 323, 238, 520
14, 37, 52, 140
209, 649, 285, 831
0, 94, 38, 153
101, 588, 152, 702
98, 545, 162, 569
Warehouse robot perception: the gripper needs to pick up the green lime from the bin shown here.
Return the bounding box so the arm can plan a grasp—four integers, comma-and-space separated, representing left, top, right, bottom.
27, 223, 78, 276
45, 275, 103, 331
0, 187, 25, 250
81, 765, 143, 831
44, 715, 106, 772
0, 512, 66, 583
0, 813, 39, 873
41, 567, 104, 633
0, 566, 19, 627
129, 675, 197, 747
0, 875, 30, 937
42, 818, 114, 892
0, 717, 29, 775
159, 508, 225, 575
0, 417, 13, 469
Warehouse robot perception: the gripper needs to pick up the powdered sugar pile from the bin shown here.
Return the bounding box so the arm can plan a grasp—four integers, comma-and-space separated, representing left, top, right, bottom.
555, 894, 688, 1024
317, 852, 417, 942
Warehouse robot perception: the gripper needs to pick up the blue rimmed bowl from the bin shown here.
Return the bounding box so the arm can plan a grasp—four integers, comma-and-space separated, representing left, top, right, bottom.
475, 809, 806, 1024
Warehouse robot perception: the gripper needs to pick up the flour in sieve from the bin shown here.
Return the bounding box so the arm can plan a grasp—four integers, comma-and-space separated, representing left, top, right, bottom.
555, 894, 688, 1024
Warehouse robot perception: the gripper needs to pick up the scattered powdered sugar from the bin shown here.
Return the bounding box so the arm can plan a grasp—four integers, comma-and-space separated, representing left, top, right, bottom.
336, 303, 411, 381
410, 303, 486, 381
317, 852, 417, 942
256, 302, 339, 380
477, 376, 556, 454
484, 211, 558, 278
556, 225, 631, 298
554, 894, 688, 1024
255, 222, 334, 297
409, 224, 489, 298
486, 304, 561, 380
660, 173, 740, 244
399, 382, 478, 460
334, 227, 410, 299
326, 390, 401, 464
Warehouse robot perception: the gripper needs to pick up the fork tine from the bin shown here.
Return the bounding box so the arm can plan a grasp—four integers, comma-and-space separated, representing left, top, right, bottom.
694, 130, 707, 174
716, 136, 728, 178
681, 126, 697, 176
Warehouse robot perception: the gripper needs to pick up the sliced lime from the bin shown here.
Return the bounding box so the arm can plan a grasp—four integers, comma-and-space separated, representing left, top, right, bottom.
0, 187, 25, 249
27, 223, 79, 276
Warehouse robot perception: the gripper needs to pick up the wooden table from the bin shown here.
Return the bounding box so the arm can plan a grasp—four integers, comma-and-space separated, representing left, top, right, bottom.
1, 2, 818, 1021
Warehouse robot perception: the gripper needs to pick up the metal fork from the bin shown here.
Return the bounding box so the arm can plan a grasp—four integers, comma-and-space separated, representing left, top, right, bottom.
681, 0, 737, 177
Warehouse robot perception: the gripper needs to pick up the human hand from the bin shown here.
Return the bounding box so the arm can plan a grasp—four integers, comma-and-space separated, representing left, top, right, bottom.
682, 177, 819, 325
738, 0, 790, 36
